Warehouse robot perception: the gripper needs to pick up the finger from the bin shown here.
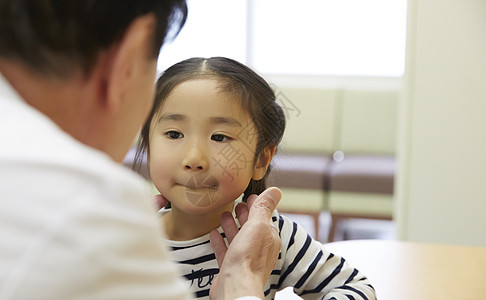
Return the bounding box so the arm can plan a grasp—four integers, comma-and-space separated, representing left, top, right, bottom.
220, 211, 239, 244
235, 202, 249, 226
246, 193, 258, 203
209, 229, 226, 267
247, 187, 281, 221
152, 194, 169, 210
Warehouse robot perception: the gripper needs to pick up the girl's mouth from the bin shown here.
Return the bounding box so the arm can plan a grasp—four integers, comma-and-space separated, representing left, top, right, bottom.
182, 174, 218, 190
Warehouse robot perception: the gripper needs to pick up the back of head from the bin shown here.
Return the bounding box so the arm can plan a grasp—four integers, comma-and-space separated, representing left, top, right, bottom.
0, 0, 187, 77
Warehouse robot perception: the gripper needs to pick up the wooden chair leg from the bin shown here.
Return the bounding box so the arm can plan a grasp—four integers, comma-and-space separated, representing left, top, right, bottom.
277, 210, 321, 240
328, 214, 342, 242
328, 213, 393, 242
311, 212, 320, 241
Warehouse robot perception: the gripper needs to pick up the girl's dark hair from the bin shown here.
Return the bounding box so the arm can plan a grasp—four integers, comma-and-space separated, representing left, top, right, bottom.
0, 0, 187, 77
135, 57, 286, 201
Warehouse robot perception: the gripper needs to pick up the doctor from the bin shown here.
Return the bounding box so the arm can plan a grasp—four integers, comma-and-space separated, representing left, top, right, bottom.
0, 1, 281, 299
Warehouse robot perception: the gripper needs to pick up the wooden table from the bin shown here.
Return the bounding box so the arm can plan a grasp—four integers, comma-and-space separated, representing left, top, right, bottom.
324, 240, 486, 299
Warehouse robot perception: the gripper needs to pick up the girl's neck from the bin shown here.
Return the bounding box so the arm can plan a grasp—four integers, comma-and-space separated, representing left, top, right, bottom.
163, 202, 236, 241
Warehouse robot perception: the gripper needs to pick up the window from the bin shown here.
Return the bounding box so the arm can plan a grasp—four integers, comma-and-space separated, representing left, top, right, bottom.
157, 0, 247, 73
158, 0, 407, 77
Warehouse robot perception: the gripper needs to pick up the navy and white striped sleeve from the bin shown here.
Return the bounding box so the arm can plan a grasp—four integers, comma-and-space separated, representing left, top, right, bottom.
276, 214, 376, 300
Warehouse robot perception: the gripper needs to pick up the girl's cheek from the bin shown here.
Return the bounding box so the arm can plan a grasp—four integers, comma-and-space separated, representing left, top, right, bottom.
217, 160, 254, 184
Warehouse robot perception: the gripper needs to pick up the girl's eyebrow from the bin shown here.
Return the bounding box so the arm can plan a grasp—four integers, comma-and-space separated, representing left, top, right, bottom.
157, 113, 242, 127
157, 113, 186, 123
210, 116, 243, 127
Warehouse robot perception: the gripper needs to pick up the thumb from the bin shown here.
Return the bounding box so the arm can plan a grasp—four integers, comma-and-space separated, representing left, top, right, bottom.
247, 187, 282, 221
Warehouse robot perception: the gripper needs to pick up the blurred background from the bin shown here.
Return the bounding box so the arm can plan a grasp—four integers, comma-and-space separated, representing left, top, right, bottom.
128, 0, 486, 247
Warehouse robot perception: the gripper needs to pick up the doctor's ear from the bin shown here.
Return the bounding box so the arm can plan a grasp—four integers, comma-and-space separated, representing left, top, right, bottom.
252, 146, 277, 181
100, 13, 156, 111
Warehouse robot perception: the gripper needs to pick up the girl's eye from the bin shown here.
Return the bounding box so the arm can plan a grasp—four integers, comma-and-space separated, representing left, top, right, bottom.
211, 134, 232, 143
166, 131, 183, 139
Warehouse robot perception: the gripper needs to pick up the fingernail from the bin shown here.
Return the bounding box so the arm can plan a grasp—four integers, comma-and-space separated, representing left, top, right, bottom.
264, 187, 282, 203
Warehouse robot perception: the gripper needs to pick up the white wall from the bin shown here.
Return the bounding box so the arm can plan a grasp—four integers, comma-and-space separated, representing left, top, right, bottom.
396, 0, 486, 246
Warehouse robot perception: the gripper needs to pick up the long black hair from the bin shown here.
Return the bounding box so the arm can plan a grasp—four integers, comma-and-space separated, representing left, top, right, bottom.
135, 57, 286, 201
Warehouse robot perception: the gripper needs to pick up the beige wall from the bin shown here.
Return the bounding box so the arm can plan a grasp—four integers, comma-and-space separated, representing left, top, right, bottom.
396, 0, 486, 246
277, 87, 339, 154
268, 80, 399, 156
261, 79, 399, 219
339, 90, 398, 154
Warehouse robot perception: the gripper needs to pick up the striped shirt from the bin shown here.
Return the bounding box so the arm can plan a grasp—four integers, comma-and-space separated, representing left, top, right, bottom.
161, 208, 376, 300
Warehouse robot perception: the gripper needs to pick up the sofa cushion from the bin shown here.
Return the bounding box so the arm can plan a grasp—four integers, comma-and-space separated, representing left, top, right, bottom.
328, 155, 395, 194
267, 153, 332, 190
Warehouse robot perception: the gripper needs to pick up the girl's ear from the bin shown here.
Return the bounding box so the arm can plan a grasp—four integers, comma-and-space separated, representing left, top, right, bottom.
252, 146, 277, 181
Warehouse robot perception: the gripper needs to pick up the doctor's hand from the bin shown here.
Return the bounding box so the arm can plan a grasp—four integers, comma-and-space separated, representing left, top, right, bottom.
209, 187, 282, 300
153, 194, 169, 210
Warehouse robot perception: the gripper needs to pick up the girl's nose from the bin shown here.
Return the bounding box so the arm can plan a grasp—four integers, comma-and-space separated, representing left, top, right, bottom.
182, 145, 209, 172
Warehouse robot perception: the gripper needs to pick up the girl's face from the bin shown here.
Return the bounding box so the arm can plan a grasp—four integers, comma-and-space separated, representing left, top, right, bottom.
148, 78, 269, 214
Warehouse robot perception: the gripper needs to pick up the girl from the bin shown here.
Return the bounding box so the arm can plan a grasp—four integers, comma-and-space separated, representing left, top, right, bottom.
136, 57, 376, 300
